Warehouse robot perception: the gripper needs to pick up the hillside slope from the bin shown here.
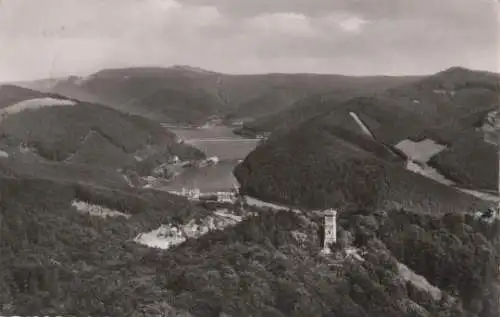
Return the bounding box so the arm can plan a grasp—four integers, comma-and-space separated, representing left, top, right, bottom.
234, 119, 491, 214
65, 130, 136, 168
1, 174, 498, 316
47, 66, 418, 125
245, 67, 499, 137
0, 175, 207, 316
429, 129, 498, 190
0, 85, 64, 109
240, 67, 500, 191
155, 208, 499, 317
0, 86, 204, 187
235, 91, 358, 137
129, 87, 225, 124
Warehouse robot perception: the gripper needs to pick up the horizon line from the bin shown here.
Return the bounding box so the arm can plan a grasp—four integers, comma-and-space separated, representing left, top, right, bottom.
3, 64, 499, 84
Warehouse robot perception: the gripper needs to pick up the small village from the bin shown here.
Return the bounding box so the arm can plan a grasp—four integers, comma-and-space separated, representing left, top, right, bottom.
166, 187, 349, 256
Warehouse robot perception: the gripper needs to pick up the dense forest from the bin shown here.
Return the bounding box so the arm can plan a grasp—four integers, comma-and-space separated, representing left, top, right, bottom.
234, 122, 490, 214
429, 129, 497, 190
0, 101, 203, 163
243, 67, 499, 140
0, 85, 64, 109
0, 89, 205, 189
1, 174, 498, 316
0, 176, 206, 316
43, 66, 419, 125
236, 68, 500, 191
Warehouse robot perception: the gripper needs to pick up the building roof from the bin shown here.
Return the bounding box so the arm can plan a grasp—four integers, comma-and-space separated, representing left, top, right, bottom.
319, 209, 337, 216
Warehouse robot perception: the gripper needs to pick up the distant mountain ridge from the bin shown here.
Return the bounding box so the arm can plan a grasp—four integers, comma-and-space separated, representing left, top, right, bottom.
16, 66, 420, 125
242, 66, 500, 137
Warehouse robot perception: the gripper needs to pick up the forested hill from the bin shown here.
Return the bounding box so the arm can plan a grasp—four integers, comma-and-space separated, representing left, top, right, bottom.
0, 85, 204, 188
1, 174, 498, 316
236, 67, 500, 192
21, 66, 419, 125
240, 67, 499, 138
0, 85, 65, 109
235, 119, 491, 214
0, 175, 205, 315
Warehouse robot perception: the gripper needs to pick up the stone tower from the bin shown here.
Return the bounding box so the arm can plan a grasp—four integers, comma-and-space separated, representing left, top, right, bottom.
322, 209, 337, 254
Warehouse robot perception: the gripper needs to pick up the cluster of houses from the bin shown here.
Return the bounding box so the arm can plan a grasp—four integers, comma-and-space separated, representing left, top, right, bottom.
180, 156, 219, 168
134, 208, 248, 250
474, 206, 500, 223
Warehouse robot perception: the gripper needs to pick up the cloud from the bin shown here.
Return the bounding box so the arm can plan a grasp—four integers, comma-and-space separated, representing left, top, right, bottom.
0, 0, 222, 40
0, 0, 227, 80
244, 12, 318, 38
0, 0, 497, 81
338, 16, 368, 33
318, 12, 369, 33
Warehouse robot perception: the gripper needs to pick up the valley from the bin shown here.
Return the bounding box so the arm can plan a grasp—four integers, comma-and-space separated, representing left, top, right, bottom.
160, 125, 259, 192
1, 66, 499, 317
2, 1, 500, 315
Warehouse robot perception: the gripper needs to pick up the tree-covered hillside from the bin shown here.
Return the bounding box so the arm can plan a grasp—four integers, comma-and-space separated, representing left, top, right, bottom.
45, 66, 418, 125
0, 175, 208, 316
0, 101, 202, 162
429, 129, 498, 190
235, 120, 490, 214
0, 85, 54, 109
0, 89, 205, 184
238, 67, 500, 191
243, 67, 499, 140
1, 174, 498, 316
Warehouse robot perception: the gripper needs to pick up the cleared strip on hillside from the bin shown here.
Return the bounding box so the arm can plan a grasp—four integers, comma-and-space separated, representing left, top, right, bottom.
2, 97, 76, 115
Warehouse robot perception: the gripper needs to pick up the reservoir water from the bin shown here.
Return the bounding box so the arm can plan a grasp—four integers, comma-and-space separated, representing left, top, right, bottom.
162, 126, 259, 192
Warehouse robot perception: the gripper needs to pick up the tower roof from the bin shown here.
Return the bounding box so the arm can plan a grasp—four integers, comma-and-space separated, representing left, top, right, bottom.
319, 208, 337, 216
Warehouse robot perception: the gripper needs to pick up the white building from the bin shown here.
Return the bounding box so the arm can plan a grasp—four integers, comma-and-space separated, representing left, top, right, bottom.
206, 156, 219, 165
171, 155, 180, 164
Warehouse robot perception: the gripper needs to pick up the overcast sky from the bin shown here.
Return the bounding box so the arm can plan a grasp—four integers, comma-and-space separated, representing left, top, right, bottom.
0, 0, 498, 81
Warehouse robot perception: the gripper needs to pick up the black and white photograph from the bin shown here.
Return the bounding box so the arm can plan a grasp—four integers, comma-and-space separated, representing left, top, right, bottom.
0, 0, 499, 316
